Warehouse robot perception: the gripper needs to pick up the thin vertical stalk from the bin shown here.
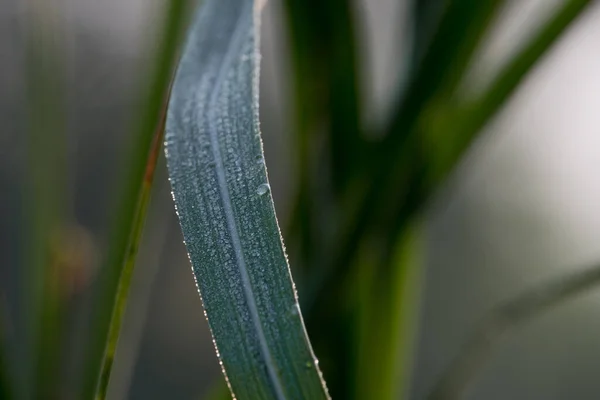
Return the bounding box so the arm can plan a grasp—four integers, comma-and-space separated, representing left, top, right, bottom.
429, 262, 600, 400
24, 1, 68, 398
428, 0, 594, 183
282, 2, 361, 395
93, 110, 167, 400
356, 222, 424, 400
383, 0, 505, 162
80, 1, 190, 398
106, 169, 171, 400
283, 0, 362, 275
307, 0, 593, 313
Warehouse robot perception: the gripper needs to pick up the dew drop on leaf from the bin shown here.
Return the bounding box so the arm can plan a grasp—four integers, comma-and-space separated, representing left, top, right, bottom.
256, 183, 270, 196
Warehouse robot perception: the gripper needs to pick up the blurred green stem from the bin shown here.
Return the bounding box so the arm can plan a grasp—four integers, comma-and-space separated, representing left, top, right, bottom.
356, 221, 424, 400
284, 0, 362, 190
282, 3, 361, 395
80, 1, 190, 398
93, 112, 166, 400
25, 1, 68, 398
429, 261, 600, 400
107, 169, 171, 400
283, 0, 362, 274
425, 0, 594, 183
382, 0, 505, 163
309, 0, 592, 314
304, 0, 505, 314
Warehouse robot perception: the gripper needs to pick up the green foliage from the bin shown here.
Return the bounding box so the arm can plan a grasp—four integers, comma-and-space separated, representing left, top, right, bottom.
24, 6, 68, 399
1, 0, 596, 399
165, 0, 329, 398
0, 315, 10, 399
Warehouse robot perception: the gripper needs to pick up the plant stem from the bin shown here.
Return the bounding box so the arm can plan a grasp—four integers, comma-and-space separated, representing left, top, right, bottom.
24, 1, 68, 397
106, 170, 171, 400
383, 0, 505, 164
428, 261, 600, 400
304, 0, 505, 311
80, 1, 190, 398
356, 222, 424, 400
283, 0, 362, 194
426, 0, 594, 184
282, 3, 362, 394
283, 0, 361, 286
93, 110, 167, 400
308, 0, 592, 314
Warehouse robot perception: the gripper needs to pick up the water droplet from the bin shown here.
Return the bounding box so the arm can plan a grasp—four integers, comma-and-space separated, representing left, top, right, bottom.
305, 361, 312, 369
256, 183, 270, 196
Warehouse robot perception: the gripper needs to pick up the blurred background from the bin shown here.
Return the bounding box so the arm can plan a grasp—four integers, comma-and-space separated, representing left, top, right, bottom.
1, 0, 600, 399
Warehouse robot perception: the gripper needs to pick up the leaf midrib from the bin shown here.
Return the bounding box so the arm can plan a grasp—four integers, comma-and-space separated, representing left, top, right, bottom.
204, 1, 286, 399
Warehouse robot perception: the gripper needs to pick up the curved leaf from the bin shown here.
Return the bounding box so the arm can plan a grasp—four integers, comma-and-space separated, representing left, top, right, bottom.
164, 0, 329, 399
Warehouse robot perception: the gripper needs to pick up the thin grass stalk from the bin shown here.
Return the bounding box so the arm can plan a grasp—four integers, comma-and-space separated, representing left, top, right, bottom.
282, 3, 362, 395
105, 170, 171, 400
308, 0, 592, 313
428, 261, 600, 400
283, 0, 362, 281
80, 1, 190, 398
433, 0, 595, 181
24, 1, 68, 398
383, 0, 505, 163
93, 110, 167, 400
283, 0, 362, 192
355, 221, 424, 400
303, 1, 504, 314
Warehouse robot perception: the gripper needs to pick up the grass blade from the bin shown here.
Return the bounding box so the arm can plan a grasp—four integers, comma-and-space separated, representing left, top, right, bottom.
106, 170, 172, 400
427, 0, 594, 181
379, 0, 593, 261
24, 1, 68, 397
429, 261, 600, 400
305, 0, 508, 306
374, 0, 593, 242
312, 0, 592, 305
92, 108, 167, 400
283, 0, 362, 193
282, 1, 361, 395
165, 0, 329, 398
385, 0, 505, 155
283, 0, 361, 283
80, 1, 190, 398
412, 0, 446, 62
355, 222, 424, 400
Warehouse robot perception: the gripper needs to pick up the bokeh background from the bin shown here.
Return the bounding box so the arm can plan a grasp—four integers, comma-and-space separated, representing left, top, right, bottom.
1, 0, 600, 399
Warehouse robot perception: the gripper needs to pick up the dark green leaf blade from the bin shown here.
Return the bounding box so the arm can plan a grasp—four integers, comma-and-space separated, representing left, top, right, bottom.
165, 1, 329, 399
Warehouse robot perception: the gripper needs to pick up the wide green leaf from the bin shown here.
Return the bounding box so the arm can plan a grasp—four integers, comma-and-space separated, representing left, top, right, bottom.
165, 0, 329, 399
